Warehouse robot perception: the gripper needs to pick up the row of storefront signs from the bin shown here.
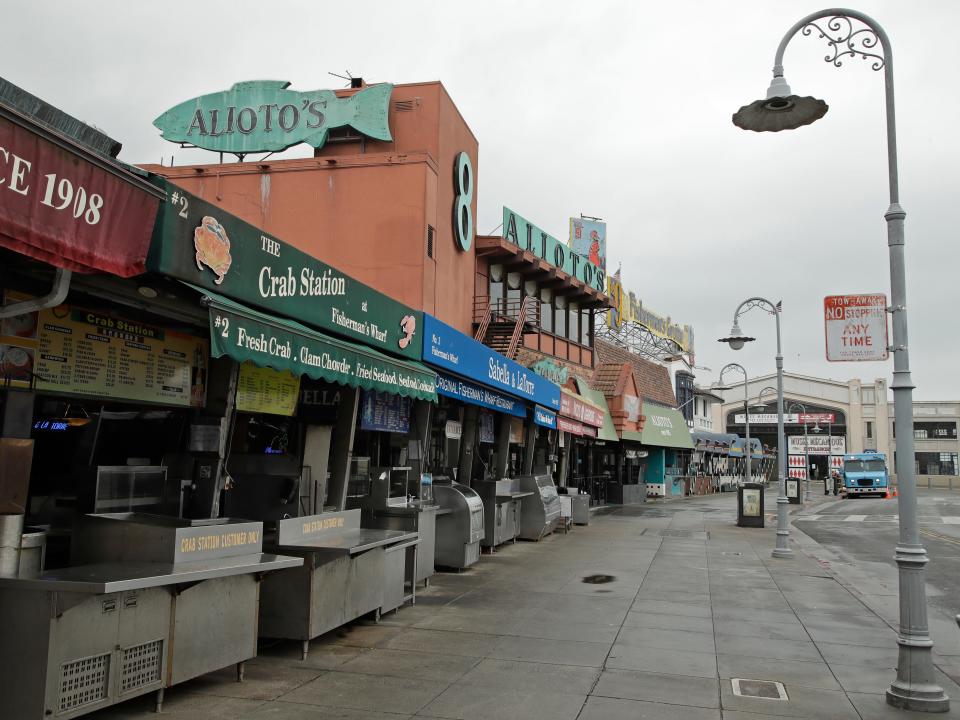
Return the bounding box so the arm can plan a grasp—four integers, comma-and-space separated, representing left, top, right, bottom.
501, 207, 606, 292
605, 272, 693, 354
558, 416, 597, 437
434, 371, 526, 418
147, 178, 423, 361
423, 314, 560, 410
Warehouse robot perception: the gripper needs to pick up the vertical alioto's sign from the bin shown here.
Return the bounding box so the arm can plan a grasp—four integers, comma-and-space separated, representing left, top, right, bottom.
824, 294, 889, 362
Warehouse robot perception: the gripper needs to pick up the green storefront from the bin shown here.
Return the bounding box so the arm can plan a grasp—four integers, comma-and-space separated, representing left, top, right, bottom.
639, 404, 694, 497
146, 177, 437, 517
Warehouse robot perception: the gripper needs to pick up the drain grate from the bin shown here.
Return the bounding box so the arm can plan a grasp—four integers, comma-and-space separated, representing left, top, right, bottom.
731, 678, 788, 700
658, 529, 710, 540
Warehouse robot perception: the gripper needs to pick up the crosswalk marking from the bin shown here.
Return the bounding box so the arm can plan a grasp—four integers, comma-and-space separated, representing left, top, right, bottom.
795, 514, 960, 525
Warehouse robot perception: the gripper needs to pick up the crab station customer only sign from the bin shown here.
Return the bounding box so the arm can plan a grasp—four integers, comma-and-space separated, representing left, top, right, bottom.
824, 294, 890, 362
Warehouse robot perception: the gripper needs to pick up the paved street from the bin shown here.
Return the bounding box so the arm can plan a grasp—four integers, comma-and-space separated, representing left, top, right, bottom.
89, 489, 960, 720
793, 487, 960, 678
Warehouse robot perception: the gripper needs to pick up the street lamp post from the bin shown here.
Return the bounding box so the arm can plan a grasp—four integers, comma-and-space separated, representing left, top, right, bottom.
731, 8, 948, 712
719, 297, 791, 559
720, 363, 751, 486
789, 402, 811, 503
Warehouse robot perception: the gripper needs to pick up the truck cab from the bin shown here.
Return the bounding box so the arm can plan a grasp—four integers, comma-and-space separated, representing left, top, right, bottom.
842, 452, 889, 497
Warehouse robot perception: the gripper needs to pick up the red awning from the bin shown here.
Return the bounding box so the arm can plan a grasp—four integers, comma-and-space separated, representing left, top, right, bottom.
0, 106, 163, 277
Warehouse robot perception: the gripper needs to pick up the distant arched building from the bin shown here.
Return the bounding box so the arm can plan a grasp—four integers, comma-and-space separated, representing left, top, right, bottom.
713, 372, 959, 486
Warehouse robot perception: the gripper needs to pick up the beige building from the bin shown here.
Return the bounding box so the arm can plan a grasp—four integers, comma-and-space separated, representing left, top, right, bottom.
713, 372, 959, 487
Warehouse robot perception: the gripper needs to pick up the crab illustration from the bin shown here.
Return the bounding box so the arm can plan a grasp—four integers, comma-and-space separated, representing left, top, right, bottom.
398, 314, 416, 349
194, 216, 232, 284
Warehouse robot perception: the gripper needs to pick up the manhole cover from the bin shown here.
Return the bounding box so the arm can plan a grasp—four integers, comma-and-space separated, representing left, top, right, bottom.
582, 574, 616, 584
731, 678, 788, 700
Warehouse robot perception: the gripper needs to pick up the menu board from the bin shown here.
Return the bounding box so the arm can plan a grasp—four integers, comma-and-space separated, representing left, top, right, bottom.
1, 292, 207, 407
236, 362, 300, 416
360, 390, 411, 433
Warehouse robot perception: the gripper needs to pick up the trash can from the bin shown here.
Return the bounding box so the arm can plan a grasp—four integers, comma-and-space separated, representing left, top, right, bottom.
737, 482, 764, 527
786, 478, 801, 504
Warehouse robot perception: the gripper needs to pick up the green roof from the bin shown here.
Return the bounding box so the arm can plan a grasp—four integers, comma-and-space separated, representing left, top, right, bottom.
574, 378, 619, 441
640, 404, 694, 449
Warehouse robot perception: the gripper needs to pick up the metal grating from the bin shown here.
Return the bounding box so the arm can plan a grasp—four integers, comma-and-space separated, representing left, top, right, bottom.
659, 529, 710, 540
58, 653, 110, 712
120, 639, 163, 694
731, 678, 788, 700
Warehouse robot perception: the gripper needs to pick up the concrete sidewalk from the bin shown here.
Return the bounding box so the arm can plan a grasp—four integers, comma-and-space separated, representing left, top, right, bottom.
92, 494, 960, 720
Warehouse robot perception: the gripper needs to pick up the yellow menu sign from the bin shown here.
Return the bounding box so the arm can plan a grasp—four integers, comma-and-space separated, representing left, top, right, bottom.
0, 293, 207, 407
236, 362, 300, 416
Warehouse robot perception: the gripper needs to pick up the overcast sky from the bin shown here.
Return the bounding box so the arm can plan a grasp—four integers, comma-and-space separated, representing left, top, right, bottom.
7, 1, 959, 399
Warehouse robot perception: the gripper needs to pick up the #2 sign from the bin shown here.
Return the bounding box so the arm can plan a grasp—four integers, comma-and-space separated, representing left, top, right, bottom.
824, 294, 889, 362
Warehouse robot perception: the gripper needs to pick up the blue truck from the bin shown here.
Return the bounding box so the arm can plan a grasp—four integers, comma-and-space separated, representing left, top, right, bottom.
841, 451, 889, 497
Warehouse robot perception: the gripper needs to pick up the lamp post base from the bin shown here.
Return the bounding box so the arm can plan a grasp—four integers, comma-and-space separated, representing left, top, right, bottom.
886, 682, 949, 713
771, 546, 794, 559
772, 495, 794, 559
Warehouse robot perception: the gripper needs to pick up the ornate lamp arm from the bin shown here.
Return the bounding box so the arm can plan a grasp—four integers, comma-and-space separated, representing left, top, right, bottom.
771, 9, 898, 203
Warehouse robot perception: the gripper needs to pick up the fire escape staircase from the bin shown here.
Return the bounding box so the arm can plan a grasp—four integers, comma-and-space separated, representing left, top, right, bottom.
473, 296, 540, 360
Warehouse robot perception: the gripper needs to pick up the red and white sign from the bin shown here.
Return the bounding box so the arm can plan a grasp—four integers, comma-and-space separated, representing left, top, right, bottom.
824, 295, 889, 362
560, 390, 605, 427
557, 416, 585, 435
735, 413, 835, 425
0, 115, 161, 276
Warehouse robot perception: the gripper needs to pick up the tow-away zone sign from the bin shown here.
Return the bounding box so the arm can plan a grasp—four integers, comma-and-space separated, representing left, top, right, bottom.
824, 294, 889, 362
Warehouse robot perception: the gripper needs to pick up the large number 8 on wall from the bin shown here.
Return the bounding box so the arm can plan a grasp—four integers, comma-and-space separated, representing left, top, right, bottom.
453, 151, 473, 252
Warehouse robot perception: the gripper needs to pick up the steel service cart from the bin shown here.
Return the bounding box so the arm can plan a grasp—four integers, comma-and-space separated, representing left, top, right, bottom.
0, 513, 302, 719
259, 510, 419, 659
432, 478, 484, 569
517, 473, 561, 540
476, 478, 533, 551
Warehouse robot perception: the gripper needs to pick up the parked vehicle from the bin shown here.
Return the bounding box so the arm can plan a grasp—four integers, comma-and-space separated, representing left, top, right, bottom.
841, 452, 889, 497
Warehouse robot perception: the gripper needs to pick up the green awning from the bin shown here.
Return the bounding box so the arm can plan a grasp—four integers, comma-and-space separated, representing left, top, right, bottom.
574, 378, 619, 442
640, 404, 694, 449
194, 287, 437, 401
620, 430, 644, 444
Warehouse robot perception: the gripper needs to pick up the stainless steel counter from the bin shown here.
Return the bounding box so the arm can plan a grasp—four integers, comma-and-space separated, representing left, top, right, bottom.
260, 510, 419, 659
0, 513, 301, 719
0, 554, 300, 594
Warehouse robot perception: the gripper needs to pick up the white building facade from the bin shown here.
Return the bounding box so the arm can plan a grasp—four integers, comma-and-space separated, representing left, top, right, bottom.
713, 372, 959, 487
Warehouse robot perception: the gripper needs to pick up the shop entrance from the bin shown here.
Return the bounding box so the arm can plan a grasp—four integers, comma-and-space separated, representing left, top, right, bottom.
809, 455, 829, 482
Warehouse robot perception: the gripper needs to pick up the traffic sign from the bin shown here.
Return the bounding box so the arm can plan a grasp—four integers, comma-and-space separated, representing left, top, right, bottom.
824, 294, 889, 362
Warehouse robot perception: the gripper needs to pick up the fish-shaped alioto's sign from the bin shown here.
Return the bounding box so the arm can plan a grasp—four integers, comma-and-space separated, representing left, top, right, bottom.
154, 80, 393, 154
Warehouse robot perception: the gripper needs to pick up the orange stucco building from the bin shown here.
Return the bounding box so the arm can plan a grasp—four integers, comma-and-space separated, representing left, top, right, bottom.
143, 81, 480, 336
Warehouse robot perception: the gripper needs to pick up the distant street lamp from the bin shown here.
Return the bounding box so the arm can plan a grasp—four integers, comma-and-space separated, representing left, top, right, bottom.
719, 297, 790, 559
730, 8, 947, 712
719, 363, 751, 485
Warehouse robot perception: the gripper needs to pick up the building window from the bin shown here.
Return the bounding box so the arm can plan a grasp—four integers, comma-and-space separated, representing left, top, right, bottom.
489, 265, 504, 314
915, 452, 958, 476
554, 295, 567, 339
539, 288, 553, 333
865, 421, 873, 440
427, 225, 435, 259
581, 308, 592, 347
676, 372, 694, 424
568, 302, 579, 343
913, 421, 957, 439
